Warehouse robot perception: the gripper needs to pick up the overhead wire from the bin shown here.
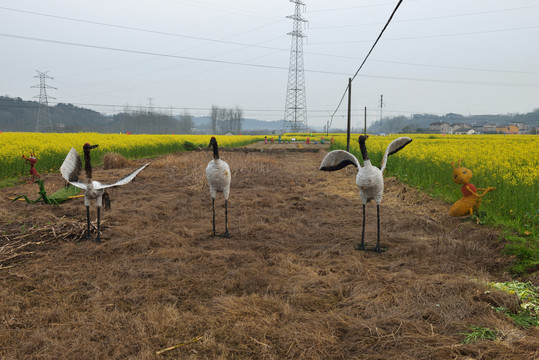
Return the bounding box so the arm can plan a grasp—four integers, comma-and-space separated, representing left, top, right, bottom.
2, 3, 537, 125
1, 5, 534, 76
309, 5, 539, 28
328, 0, 403, 129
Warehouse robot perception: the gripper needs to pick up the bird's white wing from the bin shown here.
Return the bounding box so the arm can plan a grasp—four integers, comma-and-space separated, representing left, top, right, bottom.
67, 181, 88, 190
95, 163, 149, 190
380, 137, 412, 173
60, 147, 82, 183
319, 150, 359, 171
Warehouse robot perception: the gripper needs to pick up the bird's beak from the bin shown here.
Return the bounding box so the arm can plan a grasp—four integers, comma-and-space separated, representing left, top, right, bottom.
90, 144, 99, 149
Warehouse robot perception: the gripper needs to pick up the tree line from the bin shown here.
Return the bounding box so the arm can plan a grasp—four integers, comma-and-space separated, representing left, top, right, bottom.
0, 96, 243, 135
366, 110, 539, 134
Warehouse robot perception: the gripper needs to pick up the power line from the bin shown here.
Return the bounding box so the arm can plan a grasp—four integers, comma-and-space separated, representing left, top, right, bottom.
310, 5, 539, 27
4, 5, 535, 76
329, 0, 404, 128
0, 6, 285, 52
312, 25, 539, 45
5, 32, 536, 89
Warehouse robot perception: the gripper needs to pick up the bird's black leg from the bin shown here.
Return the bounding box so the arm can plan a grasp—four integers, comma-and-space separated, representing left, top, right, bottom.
95, 206, 101, 243
355, 204, 366, 250
85, 206, 91, 240
211, 198, 216, 236
373, 204, 382, 253
224, 199, 229, 238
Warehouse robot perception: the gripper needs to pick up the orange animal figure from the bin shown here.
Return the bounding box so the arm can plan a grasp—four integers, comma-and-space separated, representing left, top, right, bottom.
449, 159, 495, 217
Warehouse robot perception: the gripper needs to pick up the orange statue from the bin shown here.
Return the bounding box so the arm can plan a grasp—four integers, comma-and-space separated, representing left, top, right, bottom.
449, 159, 495, 217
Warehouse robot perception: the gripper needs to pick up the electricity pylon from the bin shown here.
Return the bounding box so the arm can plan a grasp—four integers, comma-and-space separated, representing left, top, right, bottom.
32, 70, 56, 132
283, 0, 308, 133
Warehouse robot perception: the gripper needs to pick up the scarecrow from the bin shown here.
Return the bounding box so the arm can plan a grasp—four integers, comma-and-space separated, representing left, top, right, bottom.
449, 159, 495, 217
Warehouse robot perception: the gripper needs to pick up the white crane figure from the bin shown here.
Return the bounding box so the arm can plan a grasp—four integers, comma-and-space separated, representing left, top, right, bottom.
320, 135, 412, 252
60, 143, 149, 242
206, 137, 231, 237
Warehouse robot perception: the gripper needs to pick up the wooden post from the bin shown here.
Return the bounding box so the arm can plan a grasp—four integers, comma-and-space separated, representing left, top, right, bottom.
346, 78, 352, 152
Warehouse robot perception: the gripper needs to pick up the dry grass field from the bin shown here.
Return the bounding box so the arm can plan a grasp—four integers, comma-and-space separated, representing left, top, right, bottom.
1, 142, 537, 359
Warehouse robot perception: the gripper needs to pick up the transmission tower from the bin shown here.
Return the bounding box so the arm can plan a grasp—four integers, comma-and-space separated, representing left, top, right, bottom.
282, 0, 308, 133
32, 70, 56, 132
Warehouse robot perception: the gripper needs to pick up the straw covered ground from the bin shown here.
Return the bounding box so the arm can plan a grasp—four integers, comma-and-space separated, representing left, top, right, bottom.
1, 142, 537, 359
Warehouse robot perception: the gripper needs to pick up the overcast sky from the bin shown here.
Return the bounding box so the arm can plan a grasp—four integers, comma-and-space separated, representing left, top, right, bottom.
1, 0, 538, 128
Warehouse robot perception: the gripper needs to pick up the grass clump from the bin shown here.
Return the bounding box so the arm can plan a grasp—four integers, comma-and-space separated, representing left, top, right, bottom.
489, 281, 539, 328
460, 326, 498, 344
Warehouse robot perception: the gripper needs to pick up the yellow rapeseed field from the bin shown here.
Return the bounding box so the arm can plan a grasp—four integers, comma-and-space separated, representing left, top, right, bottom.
0, 132, 263, 179
335, 134, 539, 186
331, 133, 538, 238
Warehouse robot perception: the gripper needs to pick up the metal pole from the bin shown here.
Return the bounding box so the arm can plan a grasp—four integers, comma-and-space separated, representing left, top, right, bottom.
346, 78, 351, 152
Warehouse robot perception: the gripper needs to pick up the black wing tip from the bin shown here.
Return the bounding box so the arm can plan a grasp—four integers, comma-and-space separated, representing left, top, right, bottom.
320, 159, 358, 171
387, 138, 412, 156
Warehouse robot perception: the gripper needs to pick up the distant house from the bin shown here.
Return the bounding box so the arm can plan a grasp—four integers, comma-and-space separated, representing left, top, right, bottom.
450, 123, 471, 134
472, 125, 484, 134
496, 124, 519, 134
429, 121, 450, 134
511, 122, 528, 134
454, 128, 478, 135
482, 123, 497, 134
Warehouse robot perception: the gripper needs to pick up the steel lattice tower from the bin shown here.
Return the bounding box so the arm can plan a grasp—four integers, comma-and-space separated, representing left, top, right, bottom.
283, 0, 308, 133
32, 70, 56, 132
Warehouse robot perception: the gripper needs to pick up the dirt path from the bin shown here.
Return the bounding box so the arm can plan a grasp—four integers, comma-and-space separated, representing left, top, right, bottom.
1, 145, 537, 359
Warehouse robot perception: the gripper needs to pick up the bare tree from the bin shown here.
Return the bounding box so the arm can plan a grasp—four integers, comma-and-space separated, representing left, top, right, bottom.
211, 105, 218, 134
179, 110, 193, 134
209, 105, 243, 134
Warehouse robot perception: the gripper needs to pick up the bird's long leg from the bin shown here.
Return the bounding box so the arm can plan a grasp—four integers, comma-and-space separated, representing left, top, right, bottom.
95, 206, 101, 243
374, 204, 382, 253
355, 204, 366, 251
212, 198, 216, 236
224, 199, 229, 238
85, 206, 91, 240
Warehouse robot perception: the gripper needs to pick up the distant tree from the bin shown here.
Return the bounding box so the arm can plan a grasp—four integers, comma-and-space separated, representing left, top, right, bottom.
208, 105, 243, 134
179, 110, 193, 134
211, 105, 218, 134
232, 106, 243, 134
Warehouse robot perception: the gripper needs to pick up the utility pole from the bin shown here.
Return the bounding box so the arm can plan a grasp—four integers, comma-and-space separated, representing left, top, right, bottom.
379, 94, 384, 134
32, 70, 56, 132
364, 106, 367, 136
283, 0, 308, 133
346, 78, 351, 152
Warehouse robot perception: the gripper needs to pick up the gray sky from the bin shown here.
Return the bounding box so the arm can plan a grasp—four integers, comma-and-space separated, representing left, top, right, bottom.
1, 0, 538, 128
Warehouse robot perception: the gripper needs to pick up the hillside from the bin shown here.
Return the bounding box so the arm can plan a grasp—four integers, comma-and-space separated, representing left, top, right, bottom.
1, 96, 537, 134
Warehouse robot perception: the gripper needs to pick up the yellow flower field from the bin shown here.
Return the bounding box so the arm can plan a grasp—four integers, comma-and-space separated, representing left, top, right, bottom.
334, 134, 539, 186
0, 132, 263, 179
330, 133, 538, 239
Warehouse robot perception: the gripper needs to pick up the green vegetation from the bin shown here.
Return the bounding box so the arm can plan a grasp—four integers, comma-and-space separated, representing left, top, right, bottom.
489, 281, 539, 328
459, 326, 498, 344
329, 135, 538, 275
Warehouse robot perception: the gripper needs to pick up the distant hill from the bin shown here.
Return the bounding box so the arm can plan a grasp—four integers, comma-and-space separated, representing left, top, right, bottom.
368, 110, 539, 134
0, 96, 291, 134
1, 95, 536, 134
186, 116, 287, 133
